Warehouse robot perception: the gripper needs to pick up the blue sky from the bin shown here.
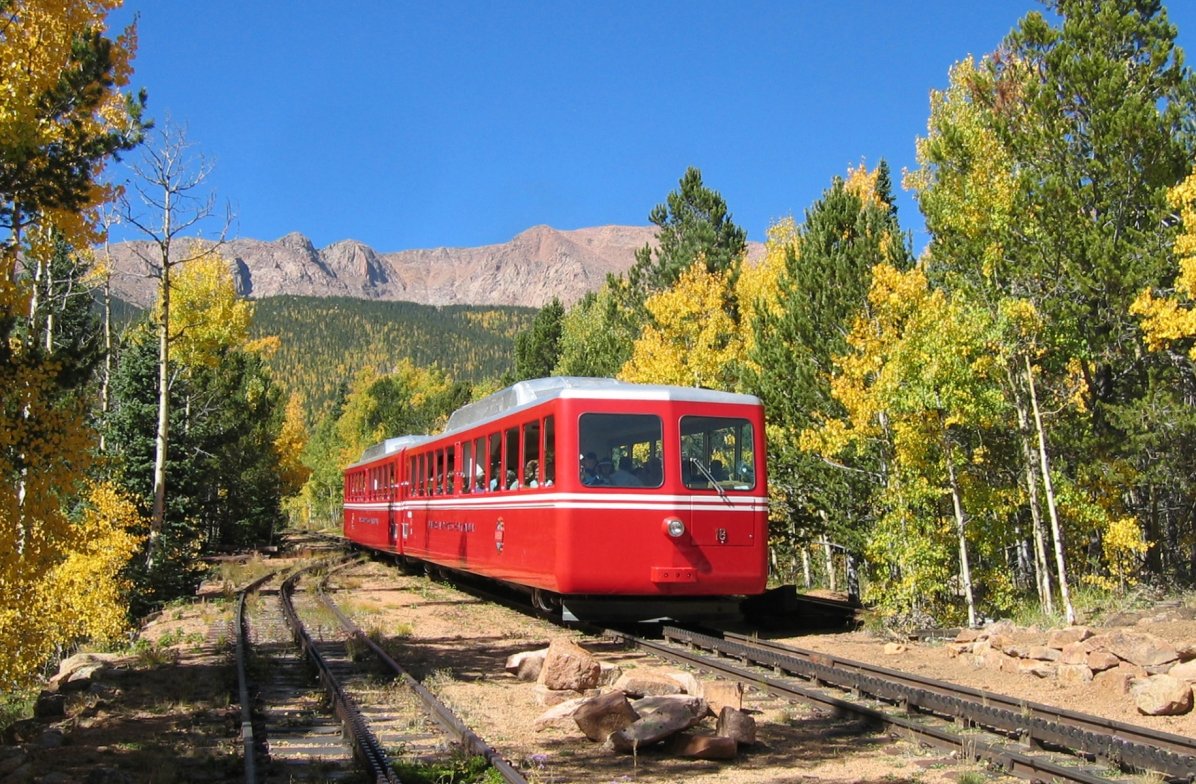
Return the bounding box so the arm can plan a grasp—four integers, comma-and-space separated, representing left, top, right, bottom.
107, 2, 1196, 255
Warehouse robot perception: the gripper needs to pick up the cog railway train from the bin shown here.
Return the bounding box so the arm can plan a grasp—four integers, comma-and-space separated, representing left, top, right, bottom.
342, 377, 769, 620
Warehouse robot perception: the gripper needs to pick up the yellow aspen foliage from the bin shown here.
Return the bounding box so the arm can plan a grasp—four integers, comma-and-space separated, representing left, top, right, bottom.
801, 263, 934, 456
904, 56, 1019, 281
37, 482, 143, 647
158, 244, 254, 368
1093, 516, 1151, 592
275, 393, 312, 497
619, 259, 741, 389
735, 217, 795, 367
0, 0, 139, 254
1131, 166, 1196, 357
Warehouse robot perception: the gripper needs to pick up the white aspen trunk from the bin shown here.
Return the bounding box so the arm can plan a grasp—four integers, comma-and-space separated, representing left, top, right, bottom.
1025, 355, 1075, 624
942, 428, 977, 628
43, 260, 53, 352
99, 260, 112, 452
822, 540, 836, 593
801, 546, 812, 589
149, 189, 174, 563
1016, 392, 1053, 612
28, 253, 43, 348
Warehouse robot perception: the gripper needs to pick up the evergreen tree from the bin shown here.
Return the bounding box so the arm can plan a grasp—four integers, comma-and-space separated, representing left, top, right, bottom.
748, 163, 911, 588
513, 297, 564, 381
627, 167, 747, 305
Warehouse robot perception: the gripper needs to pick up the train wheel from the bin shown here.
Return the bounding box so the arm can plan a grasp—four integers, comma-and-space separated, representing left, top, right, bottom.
531, 588, 561, 618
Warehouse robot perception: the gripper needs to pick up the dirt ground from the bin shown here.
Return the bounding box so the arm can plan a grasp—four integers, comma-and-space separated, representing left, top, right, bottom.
5, 555, 1195, 784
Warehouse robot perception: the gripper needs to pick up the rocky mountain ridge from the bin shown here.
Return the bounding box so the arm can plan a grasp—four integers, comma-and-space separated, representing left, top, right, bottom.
104, 224, 688, 309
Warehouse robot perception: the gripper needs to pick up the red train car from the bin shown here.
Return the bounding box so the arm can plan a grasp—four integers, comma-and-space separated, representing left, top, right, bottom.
343, 377, 768, 620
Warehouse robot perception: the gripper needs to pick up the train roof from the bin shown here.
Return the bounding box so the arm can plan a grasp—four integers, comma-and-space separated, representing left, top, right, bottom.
349, 434, 430, 468
443, 376, 761, 435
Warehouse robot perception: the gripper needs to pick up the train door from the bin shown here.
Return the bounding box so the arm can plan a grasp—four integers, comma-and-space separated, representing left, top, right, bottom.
682, 414, 760, 549
386, 458, 400, 553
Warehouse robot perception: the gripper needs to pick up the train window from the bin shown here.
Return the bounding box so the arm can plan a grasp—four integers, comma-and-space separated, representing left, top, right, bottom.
461, 441, 474, 494
445, 447, 457, 495
522, 420, 541, 488
488, 432, 502, 491
472, 437, 485, 491
680, 416, 756, 491
578, 413, 663, 489
543, 416, 556, 486
504, 426, 519, 490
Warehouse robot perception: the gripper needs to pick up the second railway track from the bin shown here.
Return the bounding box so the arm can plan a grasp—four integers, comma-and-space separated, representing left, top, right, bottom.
603, 624, 1196, 784
235, 558, 527, 783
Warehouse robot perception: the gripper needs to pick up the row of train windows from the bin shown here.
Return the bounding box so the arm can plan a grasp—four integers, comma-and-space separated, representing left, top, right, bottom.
345, 411, 757, 500
409, 415, 556, 497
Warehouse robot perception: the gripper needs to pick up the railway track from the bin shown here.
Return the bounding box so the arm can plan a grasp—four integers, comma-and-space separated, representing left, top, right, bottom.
602, 624, 1196, 784
235, 558, 528, 783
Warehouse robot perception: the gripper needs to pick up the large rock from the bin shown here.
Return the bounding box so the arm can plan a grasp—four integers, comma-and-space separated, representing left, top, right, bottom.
716, 706, 757, 745
613, 669, 685, 697
1087, 650, 1120, 673
1094, 663, 1147, 694
1057, 663, 1094, 685
701, 681, 744, 714
598, 662, 624, 687
1026, 646, 1062, 662
954, 628, 986, 643
1132, 674, 1194, 716
1018, 660, 1057, 678
49, 652, 123, 693
573, 691, 639, 742
669, 734, 738, 760
537, 639, 601, 692
531, 684, 594, 707
632, 694, 708, 723
1059, 641, 1093, 666
1089, 631, 1179, 668
504, 647, 547, 682
608, 702, 697, 753
666, 670, 702, 695
1169, 659, 1196, 683
532, 697, 589, 732
1047, 626, 1094, 649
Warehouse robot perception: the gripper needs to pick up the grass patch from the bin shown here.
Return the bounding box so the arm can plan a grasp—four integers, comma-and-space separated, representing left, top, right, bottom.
391, 753, 496, 784
0, 688, 36, 733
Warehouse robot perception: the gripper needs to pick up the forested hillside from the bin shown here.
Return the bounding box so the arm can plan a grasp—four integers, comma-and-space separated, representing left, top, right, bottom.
249, 296, 535, 418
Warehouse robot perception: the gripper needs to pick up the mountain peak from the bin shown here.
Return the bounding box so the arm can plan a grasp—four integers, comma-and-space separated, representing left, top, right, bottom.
103, 225, 666, 309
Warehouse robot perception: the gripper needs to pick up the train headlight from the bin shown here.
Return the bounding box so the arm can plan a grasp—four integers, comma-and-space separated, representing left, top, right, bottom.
664, 518, 686, 538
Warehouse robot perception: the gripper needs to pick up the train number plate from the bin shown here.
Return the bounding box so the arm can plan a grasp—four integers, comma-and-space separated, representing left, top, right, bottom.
650, 567, 697, 583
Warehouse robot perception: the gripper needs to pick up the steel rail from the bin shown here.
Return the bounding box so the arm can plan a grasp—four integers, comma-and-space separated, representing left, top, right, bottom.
234, 570, 278, 784
279, 563, 400, 784
606, 628, 1145, 784
718, 629, 1196, 779
317, 563, 530, 784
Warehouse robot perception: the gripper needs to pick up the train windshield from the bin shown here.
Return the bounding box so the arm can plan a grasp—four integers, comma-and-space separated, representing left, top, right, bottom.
680, 416, 756, 491
578, 413, 663, 488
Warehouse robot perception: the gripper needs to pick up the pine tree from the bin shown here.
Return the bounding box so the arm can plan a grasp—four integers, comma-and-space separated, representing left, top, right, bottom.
513, 297, 564, 381
748, 162, 911, 592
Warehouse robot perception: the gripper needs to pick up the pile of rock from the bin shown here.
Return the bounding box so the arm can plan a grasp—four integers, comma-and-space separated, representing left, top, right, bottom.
949, 622, 1196, 716
506, 639, 757, 760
